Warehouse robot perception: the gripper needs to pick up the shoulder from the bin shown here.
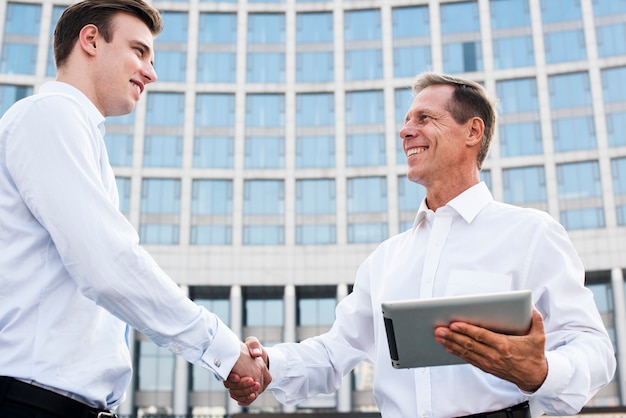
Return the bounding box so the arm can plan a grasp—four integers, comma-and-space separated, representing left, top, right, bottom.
485, 200, 565, 233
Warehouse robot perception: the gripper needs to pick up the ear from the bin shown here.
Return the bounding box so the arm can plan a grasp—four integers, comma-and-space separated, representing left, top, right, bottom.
78, 24, 99, 57
465, 117, 484, 148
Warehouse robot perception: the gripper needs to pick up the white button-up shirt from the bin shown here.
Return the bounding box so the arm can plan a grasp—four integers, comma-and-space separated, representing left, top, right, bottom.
266, 182, 615, 417
0, 82, 240, 408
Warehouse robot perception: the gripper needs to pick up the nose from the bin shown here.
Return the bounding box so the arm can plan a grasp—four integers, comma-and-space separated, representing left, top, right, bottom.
399, 121, 414, 141
142, 63, 157, 84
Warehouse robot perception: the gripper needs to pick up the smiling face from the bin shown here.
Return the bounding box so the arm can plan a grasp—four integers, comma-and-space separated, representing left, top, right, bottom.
400, 84, 482, 206
91, 13, 157, 117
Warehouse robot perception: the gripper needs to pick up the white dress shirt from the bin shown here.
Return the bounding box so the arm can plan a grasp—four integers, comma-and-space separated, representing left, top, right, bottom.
266, 182, 616, 417
0, 82, 241, 408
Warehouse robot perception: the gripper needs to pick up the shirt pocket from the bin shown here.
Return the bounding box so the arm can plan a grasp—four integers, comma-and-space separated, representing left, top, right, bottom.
445, 270, 512, 296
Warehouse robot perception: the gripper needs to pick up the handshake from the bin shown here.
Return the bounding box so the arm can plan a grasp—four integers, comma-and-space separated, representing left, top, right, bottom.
226, 337, 270, 406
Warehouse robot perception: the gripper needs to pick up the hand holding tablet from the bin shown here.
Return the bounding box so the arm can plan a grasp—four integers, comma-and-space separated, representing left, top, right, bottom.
381, 290, 532, 368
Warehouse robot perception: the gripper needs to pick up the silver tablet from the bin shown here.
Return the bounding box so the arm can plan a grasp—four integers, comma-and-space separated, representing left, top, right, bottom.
381, 290, 532, 369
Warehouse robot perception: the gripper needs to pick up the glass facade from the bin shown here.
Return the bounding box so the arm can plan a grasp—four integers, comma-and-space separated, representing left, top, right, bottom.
2, 0, 625, 415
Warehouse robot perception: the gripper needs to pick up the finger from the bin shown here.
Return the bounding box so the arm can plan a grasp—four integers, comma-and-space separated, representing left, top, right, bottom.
245, 336, 263, 358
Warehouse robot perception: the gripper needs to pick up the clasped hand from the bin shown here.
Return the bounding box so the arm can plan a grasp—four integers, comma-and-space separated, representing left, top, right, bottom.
226, 338, 270, 406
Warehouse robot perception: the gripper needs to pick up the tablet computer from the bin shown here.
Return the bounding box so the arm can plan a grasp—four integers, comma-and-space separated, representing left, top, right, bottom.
381, 290, 532, 369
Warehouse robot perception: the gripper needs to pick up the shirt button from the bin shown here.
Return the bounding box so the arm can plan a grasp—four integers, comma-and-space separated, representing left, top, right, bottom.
214, 358, 221, 368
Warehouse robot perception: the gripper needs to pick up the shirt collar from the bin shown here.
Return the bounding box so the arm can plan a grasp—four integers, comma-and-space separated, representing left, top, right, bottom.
39, 81, 106, 135
412, 182, 493, 231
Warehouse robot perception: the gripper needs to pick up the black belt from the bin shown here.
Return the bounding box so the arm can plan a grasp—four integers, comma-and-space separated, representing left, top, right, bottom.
458, 401, 530, 418
0, 376, 117, 418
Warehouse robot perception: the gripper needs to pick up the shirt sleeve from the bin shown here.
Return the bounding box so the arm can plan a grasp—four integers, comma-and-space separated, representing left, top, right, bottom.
266, 260, 375, 404
524, 217, 616, 414
5, 94, 241, 379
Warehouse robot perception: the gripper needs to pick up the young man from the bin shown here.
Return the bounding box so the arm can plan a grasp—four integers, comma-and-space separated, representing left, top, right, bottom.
0, 1, 268, 416
225, 73, 616, 417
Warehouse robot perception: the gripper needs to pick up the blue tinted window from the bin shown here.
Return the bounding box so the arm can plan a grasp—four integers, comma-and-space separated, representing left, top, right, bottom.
345, 90, 384, 125
296, 93, 334, 126
593, 0, 626, 15
297, 291, 336, 325
392, 6, 430, 38
193, 137, 233, 169
443, 41, 482, 73
490, 0, 531, 29
499, 122, 543, 157
344, 10, 381, 41
137, 341, 174, 391
116, 177, 131, 215
191, 179, 232, 215
296, 179, 335, 214
441, 1, 480, 34
397, 176, 426, 211
246, 94, 285, 127
244, 136, 284, 169
245, 296, 284, 326
199, 13, 237, 43
394, 46, 432, 77
296, 52, 333, 82
196, 94, 235, 127
541, 0, 582, 23
104, 134, 133, 167
160, 12, 187, 42
297, 225, 336, 245
345, 49, 383, 81
560, 208, 605, 230
497, 78, 539, 114
247, 52, 285, 83
596, 24, 626, 58
248, 14, 285, 43
346, 134, 385, 167
557, 161, 602, 199
0, 84, 31, 115
154, 50, 186, 82
146, 93, 185, 126
395, 88, 414, 164
493, 36, 534, 69
191, 225, 232, 245
296, 12, 333, 42
143, 135, 182, 168
197, 52, 236, 83
46, 6, 64, 76
140, 178, 181, 244
606, 111, 626, 147
548, 72, 591, 109
503, 166, 547, 204
4, 3, 40, 34
296, 136, 335, 168
243, 180, 284, 215
243, 225, 284, 245
0, 44, 37, 75
481, 170, 492, 191
544, 30, 586, 64
611, 158, 626, 195
601, 66, 626, 103
347, 177, 387, 213
553, 117, 596, 152
348, 223, 388, 244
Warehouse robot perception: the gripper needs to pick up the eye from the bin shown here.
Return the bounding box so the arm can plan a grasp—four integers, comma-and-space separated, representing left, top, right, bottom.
419, 114, 432, 123
134, 47, 145, 57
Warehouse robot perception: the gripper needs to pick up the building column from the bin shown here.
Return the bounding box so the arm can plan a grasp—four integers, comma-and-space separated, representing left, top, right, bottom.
227, 285, 243, 416
611, 267, 626, 404
173, 285, 189, 415
282, 284, 297, 413
336, 284, 352, 413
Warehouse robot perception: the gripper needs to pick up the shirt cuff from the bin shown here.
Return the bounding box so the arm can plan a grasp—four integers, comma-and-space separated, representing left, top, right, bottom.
523, 350, 572, 397
266, 346, 286, 389
199, 316, 241, 381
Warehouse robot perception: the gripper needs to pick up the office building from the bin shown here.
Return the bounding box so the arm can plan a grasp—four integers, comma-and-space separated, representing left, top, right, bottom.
0, 0, 625, 416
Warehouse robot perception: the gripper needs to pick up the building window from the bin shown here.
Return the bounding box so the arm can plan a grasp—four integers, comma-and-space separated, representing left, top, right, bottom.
1, 3, 40, 75
556, 161, 605, 230
197, 13, 236, 83
0, 84, 32, 115
154, 12, 188, 82
296, 285, 336, 332
115, 177, 131, 216
139, 178, 181, 244
190, 180, 233, 245
144, 93, 184, 168
194, 93, 235, 168
503, 166, 547, 209
243, 180, 284, 245
247, 14, 285, 83
137, 339, 174, 391
441, 1, 482, 74
345, 90, 386, 167
344, 10, 382, 81
347, 177, 388, 243
243, 286, 284, 344
391, 6, 431, 77
611, 157, 626, 226
296, 12, 333, 82
296, 179, 336, 245
46, 6, 65, 76
104, 113, 135, 167
398, 176, 426, 232
602, 66, 626, 147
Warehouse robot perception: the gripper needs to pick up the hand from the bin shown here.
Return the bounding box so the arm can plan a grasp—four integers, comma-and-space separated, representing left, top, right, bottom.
434, 309, 548, 392
226, 339, 271, 405
224, 337, 270, 406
